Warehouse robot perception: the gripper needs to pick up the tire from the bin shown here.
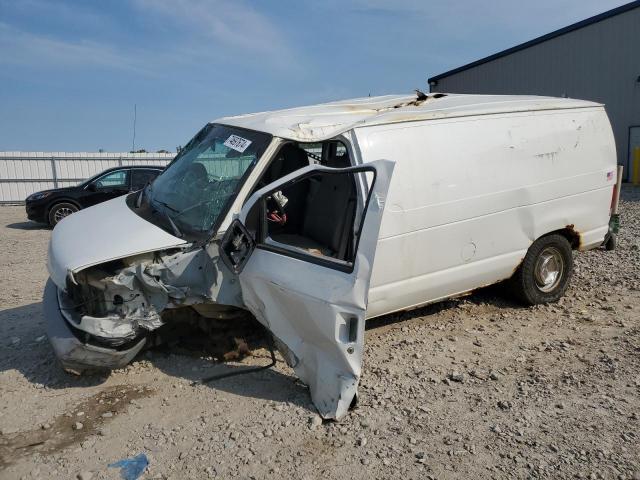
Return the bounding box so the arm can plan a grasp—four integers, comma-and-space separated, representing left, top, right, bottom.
48, 202, 79, 227
510, 234, 573, 305
604, 234, 617, 251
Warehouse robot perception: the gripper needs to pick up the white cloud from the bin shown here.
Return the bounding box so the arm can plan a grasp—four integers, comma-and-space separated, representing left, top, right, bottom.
0, 0, 298, 77
0, 22, 151, 74
133, 0, 294, 60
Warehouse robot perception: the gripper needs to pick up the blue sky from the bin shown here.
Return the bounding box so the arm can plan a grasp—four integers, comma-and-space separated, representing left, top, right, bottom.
0, 0, 631, 152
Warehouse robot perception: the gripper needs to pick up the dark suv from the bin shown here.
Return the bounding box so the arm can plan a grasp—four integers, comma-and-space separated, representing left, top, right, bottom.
26, 166, 164, 226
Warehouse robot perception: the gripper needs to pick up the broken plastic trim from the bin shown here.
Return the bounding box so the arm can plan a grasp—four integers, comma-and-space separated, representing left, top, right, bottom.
219, 219, 255, 274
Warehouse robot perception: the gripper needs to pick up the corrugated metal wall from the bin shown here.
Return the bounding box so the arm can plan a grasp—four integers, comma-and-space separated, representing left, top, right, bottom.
0, 152, 174, 203
430, 6, 640, 177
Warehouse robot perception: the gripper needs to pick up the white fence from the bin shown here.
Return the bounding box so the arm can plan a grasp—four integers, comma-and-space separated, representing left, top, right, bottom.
0, 152, 174, 203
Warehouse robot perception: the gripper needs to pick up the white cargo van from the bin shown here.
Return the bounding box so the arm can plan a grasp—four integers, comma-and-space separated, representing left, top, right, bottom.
45, 93, 619, 418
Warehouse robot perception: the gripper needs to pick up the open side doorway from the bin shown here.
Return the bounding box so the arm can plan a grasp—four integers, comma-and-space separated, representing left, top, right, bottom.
220, 160, 394, 419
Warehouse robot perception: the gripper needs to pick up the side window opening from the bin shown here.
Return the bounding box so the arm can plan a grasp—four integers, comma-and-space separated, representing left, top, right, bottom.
245, 140, 357, 260
253, 139, 352, 191
131, 169, 160, 191
298, 143, 322, 164
297, 141, 350, 168
263, 170, 360, 262
222, 166, 376, 274
94, 170, 129, 189
258, 143, 310, 187
323, 141, 350, 168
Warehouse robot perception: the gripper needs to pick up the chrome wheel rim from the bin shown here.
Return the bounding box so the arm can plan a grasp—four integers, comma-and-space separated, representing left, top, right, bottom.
534, 246, 564, 292
54, 207, 75, 223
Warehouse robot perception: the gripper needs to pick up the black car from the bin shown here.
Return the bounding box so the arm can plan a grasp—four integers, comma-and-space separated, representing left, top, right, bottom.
26, 166, 164, 226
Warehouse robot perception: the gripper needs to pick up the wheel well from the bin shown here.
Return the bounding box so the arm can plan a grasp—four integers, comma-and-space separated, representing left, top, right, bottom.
544, 226, 580, 250
46, 199, 81, 216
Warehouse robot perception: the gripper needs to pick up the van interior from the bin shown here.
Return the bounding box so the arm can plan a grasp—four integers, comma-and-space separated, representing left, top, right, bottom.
246, 140, 363, 264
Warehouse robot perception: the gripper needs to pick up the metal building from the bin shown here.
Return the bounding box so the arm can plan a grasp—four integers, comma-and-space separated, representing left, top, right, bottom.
0, 151, 174, 203
428, 1, 640, 179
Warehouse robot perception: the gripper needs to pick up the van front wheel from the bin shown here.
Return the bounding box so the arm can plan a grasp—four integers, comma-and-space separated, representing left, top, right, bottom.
511, 234, 573, 305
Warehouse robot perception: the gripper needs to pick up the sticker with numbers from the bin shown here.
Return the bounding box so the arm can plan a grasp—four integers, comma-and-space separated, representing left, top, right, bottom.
224, 134, 252, 153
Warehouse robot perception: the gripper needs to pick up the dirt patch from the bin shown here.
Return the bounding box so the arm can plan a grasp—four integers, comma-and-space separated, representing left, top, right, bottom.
156, 308, 268, 362
0, 384, 153, 468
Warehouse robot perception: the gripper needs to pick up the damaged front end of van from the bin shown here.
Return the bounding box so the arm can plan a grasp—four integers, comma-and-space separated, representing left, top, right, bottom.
44, 190, 250, 370
44, 122, 393, 419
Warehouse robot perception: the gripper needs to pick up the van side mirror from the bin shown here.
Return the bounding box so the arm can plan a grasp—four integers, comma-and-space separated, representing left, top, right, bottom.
220, 219, 255, 274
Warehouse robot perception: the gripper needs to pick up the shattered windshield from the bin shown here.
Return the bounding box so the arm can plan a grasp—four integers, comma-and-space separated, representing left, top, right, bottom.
145, 124, 271, 238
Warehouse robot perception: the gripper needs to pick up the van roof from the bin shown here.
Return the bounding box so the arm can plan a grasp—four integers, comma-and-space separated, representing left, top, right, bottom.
214, 93, 601, 142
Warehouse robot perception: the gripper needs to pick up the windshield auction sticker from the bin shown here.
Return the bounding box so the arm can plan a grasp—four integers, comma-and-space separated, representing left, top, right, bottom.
224, 135, 252, 153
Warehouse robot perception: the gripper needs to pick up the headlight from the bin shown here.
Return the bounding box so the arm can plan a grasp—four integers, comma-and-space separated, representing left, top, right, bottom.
27, 191, 52, 201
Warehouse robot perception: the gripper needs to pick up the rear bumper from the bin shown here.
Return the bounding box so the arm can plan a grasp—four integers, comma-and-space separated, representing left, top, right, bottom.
44, 279, 146, 373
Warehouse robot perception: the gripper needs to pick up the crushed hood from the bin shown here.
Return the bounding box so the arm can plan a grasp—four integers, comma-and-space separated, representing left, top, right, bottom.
47, 195, 187, 289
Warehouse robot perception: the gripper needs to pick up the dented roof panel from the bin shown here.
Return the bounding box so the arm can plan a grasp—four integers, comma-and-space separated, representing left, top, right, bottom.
214, 93, 602, 142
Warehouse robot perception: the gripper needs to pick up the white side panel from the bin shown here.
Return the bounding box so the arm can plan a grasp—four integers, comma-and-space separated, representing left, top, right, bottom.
355, 108, 616, 318
367, 188, 611, 317
237, 161, 394, 419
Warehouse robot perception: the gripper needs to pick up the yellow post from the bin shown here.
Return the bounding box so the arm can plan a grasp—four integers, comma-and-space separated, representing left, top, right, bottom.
634, 147, 640, 185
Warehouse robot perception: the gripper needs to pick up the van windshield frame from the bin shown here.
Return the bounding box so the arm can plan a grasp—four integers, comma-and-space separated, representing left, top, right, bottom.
133, 124, 272, 241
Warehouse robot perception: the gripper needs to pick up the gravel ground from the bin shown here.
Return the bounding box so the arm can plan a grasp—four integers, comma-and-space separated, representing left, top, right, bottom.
0, 188, 639, 480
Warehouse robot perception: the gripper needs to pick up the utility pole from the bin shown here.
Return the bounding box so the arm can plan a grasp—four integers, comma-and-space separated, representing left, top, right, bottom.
132, 104, 137, 152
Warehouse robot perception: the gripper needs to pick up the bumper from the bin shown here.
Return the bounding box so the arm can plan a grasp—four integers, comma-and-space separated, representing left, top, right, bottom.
25, 201, 47, 223
44, 279, 146, 373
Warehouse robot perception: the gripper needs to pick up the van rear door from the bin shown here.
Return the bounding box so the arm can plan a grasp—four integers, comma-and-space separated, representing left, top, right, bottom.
219, 160, 394, 418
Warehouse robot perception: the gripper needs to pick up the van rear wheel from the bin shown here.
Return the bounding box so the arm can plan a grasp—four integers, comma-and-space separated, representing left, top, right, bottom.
511, 234, 573, 305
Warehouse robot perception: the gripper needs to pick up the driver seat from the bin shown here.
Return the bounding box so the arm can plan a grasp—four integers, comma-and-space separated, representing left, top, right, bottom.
266, 145, 310, 230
